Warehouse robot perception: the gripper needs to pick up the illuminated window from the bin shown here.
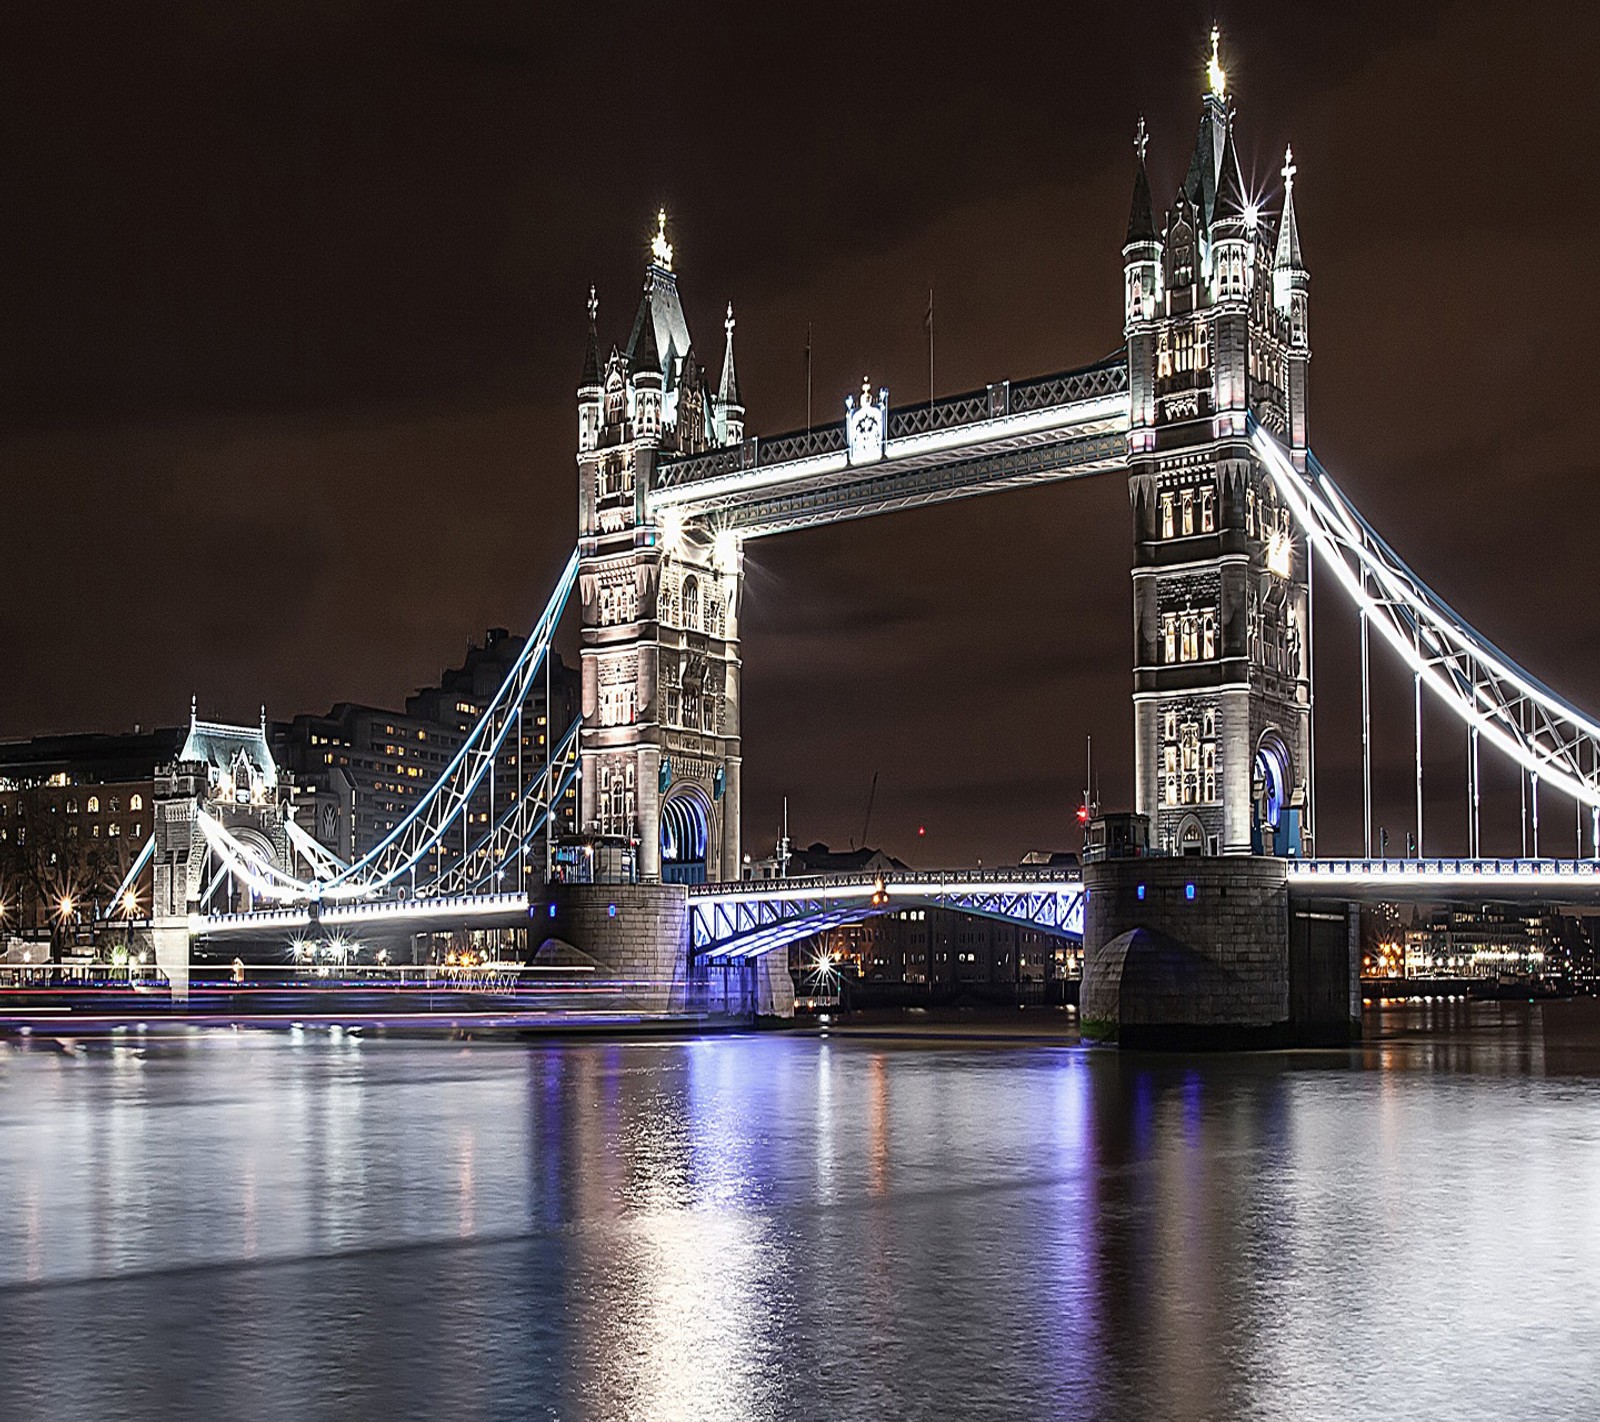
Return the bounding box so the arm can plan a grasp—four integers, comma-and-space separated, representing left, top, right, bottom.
1202, 612, 1216, 660
1162, 614, 1177, 664
1160, 493, 1174, 538
87, 796, 100, 813
129, 794, 142, 811
66, 799, 78, 814
1182, 490, 1194, 536
1200, 488, 1214, 533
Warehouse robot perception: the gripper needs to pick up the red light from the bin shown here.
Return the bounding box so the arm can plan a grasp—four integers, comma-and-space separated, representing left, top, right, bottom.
917, 825, 926, 837
1076, 805, 1091, 824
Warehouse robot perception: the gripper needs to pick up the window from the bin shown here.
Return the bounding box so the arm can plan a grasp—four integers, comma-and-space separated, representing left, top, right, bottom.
129, 794, 142, 811
1181, 490, 1194, 536
1160, 493, 1174, 539
1180, 613, 1199, 663
87, 796, 100, 813
1162, 614, 1177, 664
682, 577, 700, 632
1200, 488, 1214, 534
1202, 612, 1216, 660
66, 799, 78, 814
1202, 743, 1217, 803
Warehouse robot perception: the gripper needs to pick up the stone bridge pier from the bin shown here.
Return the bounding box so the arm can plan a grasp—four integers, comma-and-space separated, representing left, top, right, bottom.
1080, 856, 1359, 1048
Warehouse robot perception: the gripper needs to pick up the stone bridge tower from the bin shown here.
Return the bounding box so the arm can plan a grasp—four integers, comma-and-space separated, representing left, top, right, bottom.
1123, 31, 1313, 856
575, 214, 746, 883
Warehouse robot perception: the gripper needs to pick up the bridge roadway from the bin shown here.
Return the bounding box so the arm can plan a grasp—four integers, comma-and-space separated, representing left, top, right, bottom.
191, 858, 1600, 951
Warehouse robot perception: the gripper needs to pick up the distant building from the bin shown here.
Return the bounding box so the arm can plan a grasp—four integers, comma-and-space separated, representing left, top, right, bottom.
273, 631, 580, 864
0, 729, 175, 943
1404, 905, 1564, 982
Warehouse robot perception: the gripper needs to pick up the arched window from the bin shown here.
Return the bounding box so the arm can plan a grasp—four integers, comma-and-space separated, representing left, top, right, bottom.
87, 796, 100, 813
129, 794, 142, 811
682, 576, 700, 632
66, 799, 78, 814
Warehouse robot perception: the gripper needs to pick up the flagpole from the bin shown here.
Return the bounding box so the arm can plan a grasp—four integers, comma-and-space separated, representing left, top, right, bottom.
927, 287, 935, 412
805, 323, 813, 434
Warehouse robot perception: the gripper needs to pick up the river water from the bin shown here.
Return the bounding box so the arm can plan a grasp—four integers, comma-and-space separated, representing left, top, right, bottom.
1, 1003, 1598, 1421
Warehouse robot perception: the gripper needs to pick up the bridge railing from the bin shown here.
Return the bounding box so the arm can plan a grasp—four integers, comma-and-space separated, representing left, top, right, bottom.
654, 357, 1129, 492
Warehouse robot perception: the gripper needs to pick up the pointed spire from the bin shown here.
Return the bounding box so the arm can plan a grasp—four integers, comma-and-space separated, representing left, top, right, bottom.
650, 208, 673, 271
1274, 144, 1304, 269
580, 285, 600, 388
1213, 114, 1248, 224
1206, 23, 1227, 100
630, 288, 661, 377
718, 301, 742, 407
1126, 116, 1157, 246
190, 694, 197, 727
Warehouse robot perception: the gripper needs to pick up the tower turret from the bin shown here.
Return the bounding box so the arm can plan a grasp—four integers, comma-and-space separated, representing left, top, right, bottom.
1273, 145, 1311, 456
1124, 118, 1162, 445
630, 289, 663, 443
1124, 29, 1313, 860
716, 302, 744, 446
578, 286, 602, 454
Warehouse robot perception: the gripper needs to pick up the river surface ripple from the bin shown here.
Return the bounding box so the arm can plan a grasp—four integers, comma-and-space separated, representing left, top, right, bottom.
1, 1001, 1598, 1421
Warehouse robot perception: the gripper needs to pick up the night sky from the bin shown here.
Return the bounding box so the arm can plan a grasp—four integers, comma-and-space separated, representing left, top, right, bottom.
6, 3, 1600, 866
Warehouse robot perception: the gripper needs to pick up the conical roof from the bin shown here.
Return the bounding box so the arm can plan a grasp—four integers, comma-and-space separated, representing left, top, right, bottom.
718, 302, 741, 408
1213, 117, 1248, 224
579, 288, 600, 388
1127, 156, 1156, 246
630, 289, 661, 377
1275, 148, 1304, 269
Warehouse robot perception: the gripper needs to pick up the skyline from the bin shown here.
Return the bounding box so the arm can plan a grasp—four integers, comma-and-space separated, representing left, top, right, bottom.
6, 4, 1600, 864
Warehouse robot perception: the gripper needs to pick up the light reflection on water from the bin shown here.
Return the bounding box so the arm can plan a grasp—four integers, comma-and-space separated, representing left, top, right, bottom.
0, 1003, 1597, 1419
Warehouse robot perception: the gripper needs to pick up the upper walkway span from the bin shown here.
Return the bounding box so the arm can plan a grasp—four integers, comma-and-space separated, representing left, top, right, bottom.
650, 359, 1130, 538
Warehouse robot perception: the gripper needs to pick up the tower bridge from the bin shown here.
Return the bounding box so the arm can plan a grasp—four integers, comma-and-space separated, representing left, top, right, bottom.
107, 35, 1600, 1040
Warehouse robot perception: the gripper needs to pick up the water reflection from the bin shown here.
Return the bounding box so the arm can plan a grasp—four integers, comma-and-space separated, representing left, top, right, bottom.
0, 1005, 1596, 1419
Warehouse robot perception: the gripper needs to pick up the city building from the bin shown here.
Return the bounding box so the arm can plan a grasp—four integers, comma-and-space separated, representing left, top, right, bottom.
1403, 906, 1565, 983
0, 728, 176, 945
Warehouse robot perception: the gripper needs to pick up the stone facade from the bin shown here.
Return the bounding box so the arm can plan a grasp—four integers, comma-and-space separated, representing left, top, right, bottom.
541, 881, 793, 1019
1123, 46, 1313, 858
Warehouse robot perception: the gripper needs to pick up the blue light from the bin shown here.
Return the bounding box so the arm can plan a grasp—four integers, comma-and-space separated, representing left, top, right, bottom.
1185, 882, 1196, 901
548, 902, 558, 919
1137, 884, 1146, 900
608, 903, 617, 918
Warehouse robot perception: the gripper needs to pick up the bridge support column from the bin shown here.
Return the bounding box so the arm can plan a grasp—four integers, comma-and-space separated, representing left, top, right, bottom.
150, 918, 192, 1004
1081, 857, 1358, 1048
539, 883, 691, 1014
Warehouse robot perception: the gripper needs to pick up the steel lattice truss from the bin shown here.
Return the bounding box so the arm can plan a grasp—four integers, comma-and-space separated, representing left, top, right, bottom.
1256, 427, 1600, 812
689, 870, 1087, 961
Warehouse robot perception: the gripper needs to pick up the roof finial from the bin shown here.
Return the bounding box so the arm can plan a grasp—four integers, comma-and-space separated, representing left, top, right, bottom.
651, 208, 673, 271
190, 693, 197, 726
260, 703, 266, 733
1281, 143, 1297, 193
725, 300, 735, 340
1135, 115, 1148, 164
1207, 23, 1226, 98
587, 284, 598, 324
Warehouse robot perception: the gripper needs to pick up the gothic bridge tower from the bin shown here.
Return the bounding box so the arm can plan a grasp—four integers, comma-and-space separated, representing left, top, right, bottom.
575, 213, 746, 883
1124, 30, 1313, 856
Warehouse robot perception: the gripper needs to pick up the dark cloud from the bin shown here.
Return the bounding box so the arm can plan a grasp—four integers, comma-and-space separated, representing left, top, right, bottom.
4, 1, 1598, 864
